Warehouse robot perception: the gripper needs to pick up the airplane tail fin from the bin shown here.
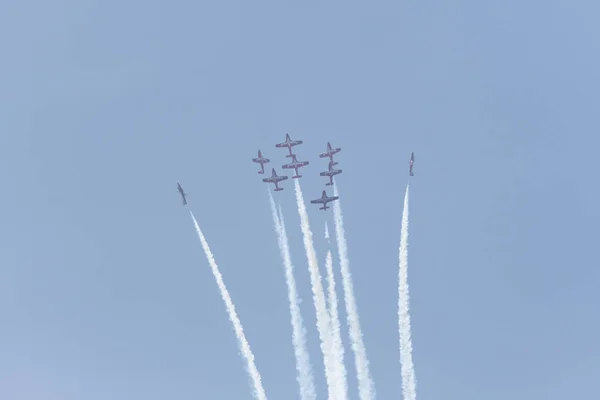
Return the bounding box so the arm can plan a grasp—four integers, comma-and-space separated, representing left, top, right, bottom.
286, 153, 295, 158
258, 150, 262, 157
327, 142, 332, 150
292, 175, 302, 179
286, 133, 290, 140
275, 187, 284, 192
320, 205, 329, 211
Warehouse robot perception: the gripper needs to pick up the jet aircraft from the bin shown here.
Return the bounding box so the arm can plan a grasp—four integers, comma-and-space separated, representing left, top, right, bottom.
282, 154, 309, 178
319, 142, 341, 165
319, 161, 343, 186
177, 182, 187, 205
409, 152, 415, 176
310, 190, 339, 211
262, 168, 288, 191
275, 133, 303, 157
252, 150, 270, 174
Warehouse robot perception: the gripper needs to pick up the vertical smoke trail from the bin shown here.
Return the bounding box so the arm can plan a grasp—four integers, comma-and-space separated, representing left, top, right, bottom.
267, 191, 316, 400
324, 241, 348, 400
189, 211, 267, 400
398, 185, 416, 400
293, 179, 336, 399
332, 183, 375, 400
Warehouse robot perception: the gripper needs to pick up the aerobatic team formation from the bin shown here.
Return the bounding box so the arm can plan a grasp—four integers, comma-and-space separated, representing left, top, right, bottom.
176, 133, 416, 400
176, 133, 415, 207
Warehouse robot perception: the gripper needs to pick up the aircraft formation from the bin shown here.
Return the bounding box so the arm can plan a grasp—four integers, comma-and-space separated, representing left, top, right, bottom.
251, 133, 346, 211
176, 135, 414, 208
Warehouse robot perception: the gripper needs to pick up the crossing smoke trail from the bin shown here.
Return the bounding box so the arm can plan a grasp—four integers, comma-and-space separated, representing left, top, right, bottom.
398, 185, 416, 400
332, 183, 375, 400
267, 191, 316, 400
324, 224, 349, 400
293, 179, 336, 399
188, 211, 267, 400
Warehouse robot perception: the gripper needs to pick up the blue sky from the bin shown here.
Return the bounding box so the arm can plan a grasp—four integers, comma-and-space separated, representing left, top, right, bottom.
1, 0, 599, 398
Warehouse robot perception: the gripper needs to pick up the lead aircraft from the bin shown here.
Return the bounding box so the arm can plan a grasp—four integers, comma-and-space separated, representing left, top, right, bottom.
252, 150, 270, 174
275, 133, 303, 157
319, 142, 341, 165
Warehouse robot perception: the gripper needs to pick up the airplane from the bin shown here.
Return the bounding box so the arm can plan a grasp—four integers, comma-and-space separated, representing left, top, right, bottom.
282, 154, 309, 179
252, 150, 270, 174
319, 142, 341, 165
177, 182, 187, 205
262, 168, 288, 191
310, 190, 339, 211
275, 133, 303, 157
319, 161, 342, 186
409, 152, 415, 176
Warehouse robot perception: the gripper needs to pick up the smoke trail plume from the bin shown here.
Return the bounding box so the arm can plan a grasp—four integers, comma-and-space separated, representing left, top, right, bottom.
189, 211, 267, 400
332, 183, 375, 400
293, 179, 336, 399
398, 185, 416, 400
324, 244, 348, 400
267, 191, 316, 400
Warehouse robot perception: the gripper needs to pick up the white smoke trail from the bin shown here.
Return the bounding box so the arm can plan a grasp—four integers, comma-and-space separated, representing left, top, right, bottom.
189, 211, 267, 400
267, 191, 316, 400
324, 246, 348, 400
399, 185, 416, 400
293, 179, 336, 399
332, 183, 375, 400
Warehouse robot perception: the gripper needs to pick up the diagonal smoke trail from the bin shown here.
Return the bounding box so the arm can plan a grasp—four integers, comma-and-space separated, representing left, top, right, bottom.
399, 185, 416, 400
189, 211, 267, 400
293, 179, 336, 399
267, 190, 316, 400
324, 238, 348, 400
332, 183, 375, 400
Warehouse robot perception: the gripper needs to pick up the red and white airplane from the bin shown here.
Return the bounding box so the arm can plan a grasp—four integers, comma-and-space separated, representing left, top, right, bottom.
409, 152, 415, 176
319, 142, 341, 165
252, 150, 270, 174
282, 154, 309, 179
262, 168, 288, 191
311, 190, 339, 211
320, 161, 342, 186
276, 133, 303, 157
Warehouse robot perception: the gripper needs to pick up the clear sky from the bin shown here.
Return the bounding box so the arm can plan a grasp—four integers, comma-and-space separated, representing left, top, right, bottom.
1, 0, 599, 399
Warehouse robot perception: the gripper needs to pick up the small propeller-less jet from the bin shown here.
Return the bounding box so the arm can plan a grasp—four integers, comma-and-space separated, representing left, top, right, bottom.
282, 154, 309, 179
252, 150, 270, 174
177, 182, 187, 205
409, 152, 415, 176
262, 168, 288, 191
310, 190, 339, 211
319, 142, 341, 165
276, 133, 303, 157
319, 161, 343, 186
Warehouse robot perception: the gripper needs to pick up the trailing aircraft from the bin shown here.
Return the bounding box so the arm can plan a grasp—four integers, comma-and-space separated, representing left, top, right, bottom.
262, 168, 288, 191
282, 154, 309, 178
310, 190, 339, 211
